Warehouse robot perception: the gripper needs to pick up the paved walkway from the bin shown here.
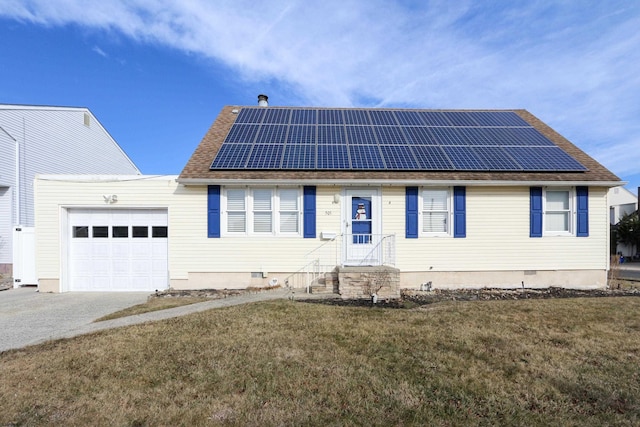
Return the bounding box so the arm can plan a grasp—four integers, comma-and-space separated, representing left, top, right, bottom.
0, 287, 319, 353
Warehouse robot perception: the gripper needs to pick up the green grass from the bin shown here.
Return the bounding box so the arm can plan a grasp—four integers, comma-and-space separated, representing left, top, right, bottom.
1, 297, 639, 426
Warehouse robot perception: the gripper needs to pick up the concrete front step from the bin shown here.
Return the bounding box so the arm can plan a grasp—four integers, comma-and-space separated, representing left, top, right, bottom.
310, 285, 337, 295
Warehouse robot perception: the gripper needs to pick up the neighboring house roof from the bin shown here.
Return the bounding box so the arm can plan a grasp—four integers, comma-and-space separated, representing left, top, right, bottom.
609, 186, 638, 207
179, 106, 620, 185
0, 103, 141, 228
0, 104, 140, 174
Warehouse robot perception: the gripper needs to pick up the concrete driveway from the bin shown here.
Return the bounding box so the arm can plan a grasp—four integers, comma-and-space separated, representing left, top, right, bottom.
0, 287, 149, 352
0, 286, 301, 353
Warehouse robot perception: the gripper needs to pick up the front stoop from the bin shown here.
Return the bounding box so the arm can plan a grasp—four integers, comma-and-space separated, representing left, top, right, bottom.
310, 270, 340, 294
336, 266, 401, 300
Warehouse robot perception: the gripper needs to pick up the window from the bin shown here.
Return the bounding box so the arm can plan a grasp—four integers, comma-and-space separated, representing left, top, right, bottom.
227, 189, 246, 233
279, 189, 299, 233
223, 187, 302, 235
152, 226, 168, 238
253, 189, 273, 233
132, 226, 149, 238
422, 188, 450, 235
531, 186, 588, 238
73, 226, 89, 238
113, 226, 128, 238
544, 189, 571, 233
93, 226, 109, 238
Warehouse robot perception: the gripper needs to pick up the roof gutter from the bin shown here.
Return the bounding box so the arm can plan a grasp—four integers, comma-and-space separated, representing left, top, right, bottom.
177, 178, 624, 188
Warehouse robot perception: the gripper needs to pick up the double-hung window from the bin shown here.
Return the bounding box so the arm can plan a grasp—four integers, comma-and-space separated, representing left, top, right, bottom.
226, 189, 247, 233
252, 189, 273, 233
223, 187, 301, 235
279, 189, 300, 233
422, 188, 450, 235
544, 188, 572, 235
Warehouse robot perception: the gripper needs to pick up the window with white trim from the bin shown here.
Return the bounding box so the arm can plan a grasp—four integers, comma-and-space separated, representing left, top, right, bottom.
544, 188, 572, 235
422, 188, 451, 235
226, 189, 247, 233
223, 187, 302, 235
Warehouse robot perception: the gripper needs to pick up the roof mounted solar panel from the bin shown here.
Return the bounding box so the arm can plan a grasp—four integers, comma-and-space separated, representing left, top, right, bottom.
255, 124, 288, 143
443, 146, 487, 170
263, 108, 291, 124
235, 108, 265, 124
394, 110, 426, 126
287, 125, 315, 144
344, 109, 371, 125
283, 144, 315, 169
380, 145, 419, 169
429, 127, 467, 146
472, 146, 521, 170
290, 109, 316, 124
403, 126, 437, 145
318, 144, 349, 169
210, 144, 252, 168
245, 144, 284, 169
374, 126, 406, 144
505, 147, 587, 171
369, 110, 397, 125
346, 125, 377, 145
318, 125, 346, 144
442, 111, 478, 127
349, 145, 385, 169
210, 107, 588, 173
509, 128, 556, 147
418, 111, 451, 126
224, 124, 260, 144
412, 145, 454, 170
318, 109, 344, 125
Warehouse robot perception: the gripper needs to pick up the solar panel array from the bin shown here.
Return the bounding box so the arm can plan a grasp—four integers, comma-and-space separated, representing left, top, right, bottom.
210, 108, 587, 172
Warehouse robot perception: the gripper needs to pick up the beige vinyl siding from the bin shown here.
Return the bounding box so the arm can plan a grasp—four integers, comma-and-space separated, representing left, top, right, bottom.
35, 176, 176, 281
36, 178, 610, 290
389, 186, 608, 272
170, 186, 343, 278
36, 179, 344, 285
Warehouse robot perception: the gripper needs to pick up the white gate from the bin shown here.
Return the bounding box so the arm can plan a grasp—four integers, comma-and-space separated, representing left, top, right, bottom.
13, 226, 37, 287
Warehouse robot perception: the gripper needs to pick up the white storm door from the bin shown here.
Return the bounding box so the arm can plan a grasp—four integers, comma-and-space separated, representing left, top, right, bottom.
343, 188, 381, 266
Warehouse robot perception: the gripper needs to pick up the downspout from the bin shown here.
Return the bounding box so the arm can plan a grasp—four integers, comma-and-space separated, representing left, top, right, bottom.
15, 118, 22, 225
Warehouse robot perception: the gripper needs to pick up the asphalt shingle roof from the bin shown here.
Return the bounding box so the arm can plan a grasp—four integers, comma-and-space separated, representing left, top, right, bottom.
178, 106, 620, 184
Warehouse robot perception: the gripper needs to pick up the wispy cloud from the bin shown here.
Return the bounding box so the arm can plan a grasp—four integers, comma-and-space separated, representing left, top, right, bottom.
92, 45, 107, 57
1, 0, 638, 185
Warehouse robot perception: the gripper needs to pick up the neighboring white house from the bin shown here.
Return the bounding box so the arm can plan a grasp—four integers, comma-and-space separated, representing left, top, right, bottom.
34, 101, 622, 294
609, 185, 638, 257
0, 104, 140, 277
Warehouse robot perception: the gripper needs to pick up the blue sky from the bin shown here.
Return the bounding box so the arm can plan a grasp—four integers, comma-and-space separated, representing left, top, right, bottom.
1, 1, 638, 194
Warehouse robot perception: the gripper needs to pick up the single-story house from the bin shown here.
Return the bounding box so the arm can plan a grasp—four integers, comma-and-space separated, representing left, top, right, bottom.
0, 104, 140, 281
35, 97, 621, 294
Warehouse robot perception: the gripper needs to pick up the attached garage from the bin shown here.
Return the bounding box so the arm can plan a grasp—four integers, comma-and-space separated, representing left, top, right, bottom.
67, 208, 168, 292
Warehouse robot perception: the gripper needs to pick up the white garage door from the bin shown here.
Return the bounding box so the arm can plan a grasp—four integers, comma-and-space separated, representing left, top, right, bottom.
68, 209, 168, 292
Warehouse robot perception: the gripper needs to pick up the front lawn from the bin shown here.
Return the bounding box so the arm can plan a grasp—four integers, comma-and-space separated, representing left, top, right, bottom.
1, 297, 639, 426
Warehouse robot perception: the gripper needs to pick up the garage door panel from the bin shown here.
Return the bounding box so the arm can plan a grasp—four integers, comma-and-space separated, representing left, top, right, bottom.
131, 241, 151, 257
68, 209, 168, 292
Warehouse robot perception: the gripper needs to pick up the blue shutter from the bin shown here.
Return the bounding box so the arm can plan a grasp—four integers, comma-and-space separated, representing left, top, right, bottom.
303, 186, 316, 238
207, 185, 220, 238
530, 187, 543, 238
453, 186, 466, 238
576, 186, 589, 237
406, 187, 419, 238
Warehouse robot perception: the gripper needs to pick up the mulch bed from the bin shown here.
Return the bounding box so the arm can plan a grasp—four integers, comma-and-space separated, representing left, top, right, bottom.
299, 286, 640, 309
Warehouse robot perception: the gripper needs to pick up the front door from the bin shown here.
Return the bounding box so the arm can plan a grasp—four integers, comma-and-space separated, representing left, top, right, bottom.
343, 188, 381, 266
